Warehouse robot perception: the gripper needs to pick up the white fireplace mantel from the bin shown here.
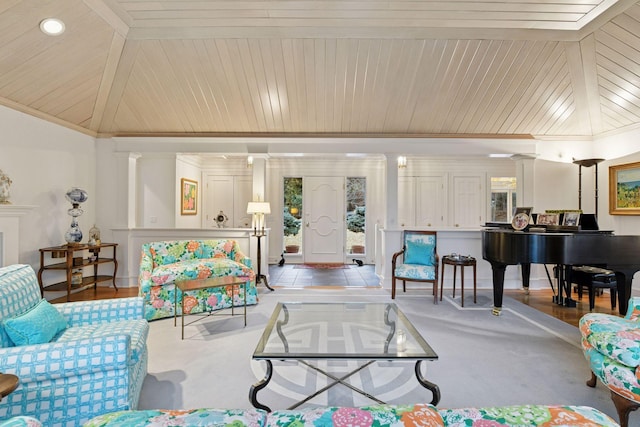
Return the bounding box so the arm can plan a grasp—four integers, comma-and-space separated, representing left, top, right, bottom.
0, 204, 37, 267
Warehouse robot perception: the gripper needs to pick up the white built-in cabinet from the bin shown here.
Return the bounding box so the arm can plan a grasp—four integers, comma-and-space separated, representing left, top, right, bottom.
398, 177, 415, 227
399, 174, 484, 228
203, 175, 252, 228
416, 176, 446, 227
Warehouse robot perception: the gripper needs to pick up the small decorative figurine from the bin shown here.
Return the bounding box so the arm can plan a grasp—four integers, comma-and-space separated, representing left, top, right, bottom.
88, 224, 101, 246
0, 169, 12, 204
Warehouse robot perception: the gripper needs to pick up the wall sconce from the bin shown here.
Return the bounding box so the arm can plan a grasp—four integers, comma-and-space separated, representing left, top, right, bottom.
397, 156, 407, 169
247, 156, 254, 168
247, 201, 271, 236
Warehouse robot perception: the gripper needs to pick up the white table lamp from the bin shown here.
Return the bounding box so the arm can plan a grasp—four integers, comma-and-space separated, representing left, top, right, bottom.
247, 201, 271, 235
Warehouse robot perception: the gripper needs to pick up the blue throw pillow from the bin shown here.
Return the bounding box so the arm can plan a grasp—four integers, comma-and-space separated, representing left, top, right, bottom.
3, 299, 67, 346
404, 240, 435, 266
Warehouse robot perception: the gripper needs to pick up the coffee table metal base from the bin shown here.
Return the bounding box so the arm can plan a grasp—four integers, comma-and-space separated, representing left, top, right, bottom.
249, 359, 440, 412
174, 276, 249, 340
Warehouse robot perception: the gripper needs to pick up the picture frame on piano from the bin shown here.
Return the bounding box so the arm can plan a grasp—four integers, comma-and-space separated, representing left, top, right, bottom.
562, 211, 580, 226
536, 213, 559, 226
514, 206, 532, 217
609, 161, 640, 215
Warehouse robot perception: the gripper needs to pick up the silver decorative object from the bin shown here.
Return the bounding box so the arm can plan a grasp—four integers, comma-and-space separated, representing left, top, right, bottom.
215, 210, 228, 228
0, 169, 12, 204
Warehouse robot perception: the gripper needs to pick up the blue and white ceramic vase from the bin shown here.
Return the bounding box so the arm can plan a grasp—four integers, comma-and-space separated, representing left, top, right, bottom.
64, 188, 88, 245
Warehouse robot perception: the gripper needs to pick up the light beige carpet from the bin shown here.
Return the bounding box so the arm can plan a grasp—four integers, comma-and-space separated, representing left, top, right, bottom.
139, 286, 617, 420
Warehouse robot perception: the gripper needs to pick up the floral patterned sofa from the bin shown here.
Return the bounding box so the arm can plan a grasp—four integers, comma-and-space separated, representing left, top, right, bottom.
579, 297, 640, 427
84, 404, 619, 426
139, 240, 257, 321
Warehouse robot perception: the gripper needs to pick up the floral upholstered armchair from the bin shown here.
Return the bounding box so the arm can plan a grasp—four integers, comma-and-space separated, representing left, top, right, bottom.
391, 230, 439, 302
579, 297, 640, 427
0, 264, 148, 426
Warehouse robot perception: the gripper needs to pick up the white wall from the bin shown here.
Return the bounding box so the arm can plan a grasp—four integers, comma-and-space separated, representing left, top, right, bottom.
533, 160, 583, 213
0, 106, 95, 269
175, 156, 202, 228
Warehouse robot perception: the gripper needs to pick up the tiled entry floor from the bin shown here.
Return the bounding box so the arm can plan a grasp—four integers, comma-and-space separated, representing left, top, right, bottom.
267, 264, 380, 287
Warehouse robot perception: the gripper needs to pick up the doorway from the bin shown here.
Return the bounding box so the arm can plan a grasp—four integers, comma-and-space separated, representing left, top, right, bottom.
303, 176, 345, 263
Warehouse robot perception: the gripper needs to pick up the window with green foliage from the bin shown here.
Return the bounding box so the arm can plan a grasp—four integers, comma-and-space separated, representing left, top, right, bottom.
490, 177, 517, 222
346, 177, 366, 254
283, 177, 302, 253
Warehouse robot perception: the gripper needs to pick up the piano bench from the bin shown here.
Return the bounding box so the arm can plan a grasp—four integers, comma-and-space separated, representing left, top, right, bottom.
571, 266, 617, 312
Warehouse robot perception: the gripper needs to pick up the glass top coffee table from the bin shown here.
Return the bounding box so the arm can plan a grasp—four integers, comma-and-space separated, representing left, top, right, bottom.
250, 302, 439, 411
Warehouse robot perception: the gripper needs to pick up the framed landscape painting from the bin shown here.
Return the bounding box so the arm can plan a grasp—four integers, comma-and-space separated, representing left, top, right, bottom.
180, 178, 198, 215
609, 161, 640, 215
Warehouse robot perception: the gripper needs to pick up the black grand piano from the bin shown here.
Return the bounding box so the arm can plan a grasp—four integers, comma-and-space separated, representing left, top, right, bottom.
482, 215, 640, 316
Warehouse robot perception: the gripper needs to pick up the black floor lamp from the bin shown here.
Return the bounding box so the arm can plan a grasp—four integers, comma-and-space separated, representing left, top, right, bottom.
247, 201, 274, 291
573, 158, 604, 218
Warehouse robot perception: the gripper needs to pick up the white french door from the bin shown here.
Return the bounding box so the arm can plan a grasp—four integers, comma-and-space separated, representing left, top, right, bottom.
303, 177, 345, 263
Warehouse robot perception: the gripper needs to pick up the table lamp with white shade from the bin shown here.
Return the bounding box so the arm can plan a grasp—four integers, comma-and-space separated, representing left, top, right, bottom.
247, 201, 271, 236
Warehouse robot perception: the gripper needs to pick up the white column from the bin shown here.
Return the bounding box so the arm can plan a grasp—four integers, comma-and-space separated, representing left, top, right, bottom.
250, 156, 269, 278
513, 155, 536, 207
128, 153, 141, 228
385, 154, 399, 229
380, 154, 402, 288
251, 157, 267, 202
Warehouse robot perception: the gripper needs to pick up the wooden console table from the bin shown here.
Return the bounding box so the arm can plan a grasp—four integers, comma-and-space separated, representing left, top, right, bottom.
38, 242, 118, 301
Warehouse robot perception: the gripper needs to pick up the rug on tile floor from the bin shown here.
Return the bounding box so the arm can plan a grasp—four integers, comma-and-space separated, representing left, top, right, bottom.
293, 263, 351, 269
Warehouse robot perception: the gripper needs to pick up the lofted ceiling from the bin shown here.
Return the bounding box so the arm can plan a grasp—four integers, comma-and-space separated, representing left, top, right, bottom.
2, 0, 640, 140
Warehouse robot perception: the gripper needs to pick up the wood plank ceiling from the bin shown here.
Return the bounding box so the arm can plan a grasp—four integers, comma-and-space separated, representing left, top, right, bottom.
1, 0, 640, 139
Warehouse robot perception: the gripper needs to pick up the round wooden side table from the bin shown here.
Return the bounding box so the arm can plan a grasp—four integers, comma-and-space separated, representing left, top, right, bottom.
440, 255, 477, 307
0, 373, 19, 401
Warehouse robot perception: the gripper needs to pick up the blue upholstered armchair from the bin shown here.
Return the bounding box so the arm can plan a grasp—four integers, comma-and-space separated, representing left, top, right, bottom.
579, 297, 640, 427
391, 230, 439, 302
0, 264, 148, 426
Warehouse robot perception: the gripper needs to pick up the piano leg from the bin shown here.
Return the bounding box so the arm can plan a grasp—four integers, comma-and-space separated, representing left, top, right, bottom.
553, 265, 576, 307
612, 270, 633, 316
521, 263, 531, 295
490, 262, 507, 316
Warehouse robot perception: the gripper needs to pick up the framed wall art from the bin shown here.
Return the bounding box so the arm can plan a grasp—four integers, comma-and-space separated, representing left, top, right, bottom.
609, 161, 640, 215
180, 178, 198, 215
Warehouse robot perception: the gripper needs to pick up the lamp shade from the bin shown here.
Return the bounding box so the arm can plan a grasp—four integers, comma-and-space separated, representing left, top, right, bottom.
247, 202, 271, 214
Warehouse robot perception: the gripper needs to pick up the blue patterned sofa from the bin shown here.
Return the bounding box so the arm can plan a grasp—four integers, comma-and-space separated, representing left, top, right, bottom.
580, 297, 640, 427
0, 264, 148, 426
84, 404, 620, 426
139, 239, 256, 321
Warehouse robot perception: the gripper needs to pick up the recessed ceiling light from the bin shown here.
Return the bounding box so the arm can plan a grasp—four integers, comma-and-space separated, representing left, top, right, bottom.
40, 18, 65, 36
